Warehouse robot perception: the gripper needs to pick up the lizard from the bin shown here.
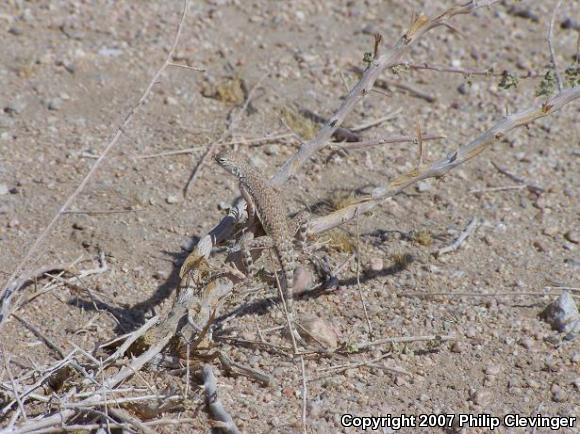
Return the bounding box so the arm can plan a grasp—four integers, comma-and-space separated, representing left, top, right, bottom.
214, 151, 299, 311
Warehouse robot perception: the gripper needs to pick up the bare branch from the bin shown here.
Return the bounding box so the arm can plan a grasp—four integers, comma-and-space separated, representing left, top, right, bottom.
547, 0, 565, 92
436, 217, 480, 257
202, 364, 241, 434
187, 0, 500, 261
309, 86, 580, 234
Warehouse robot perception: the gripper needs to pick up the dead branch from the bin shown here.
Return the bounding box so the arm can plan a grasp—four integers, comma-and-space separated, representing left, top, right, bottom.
355, 334, 456, 351
436, 217, 480, 256
308, 86, 580, 234
0, 0, 193, 329
186, 0, 501, 261
202, 364, 241, 434
336, 133, 445, 151
491, 161, 545, 194
547, 0, 565, 92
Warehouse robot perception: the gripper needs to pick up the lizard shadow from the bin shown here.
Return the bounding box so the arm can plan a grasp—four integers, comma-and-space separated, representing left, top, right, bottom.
67, 236, 200, 334
213, 257, 412, 332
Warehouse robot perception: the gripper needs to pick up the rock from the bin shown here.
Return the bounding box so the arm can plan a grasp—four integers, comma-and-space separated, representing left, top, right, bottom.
368, 257, 384, 272
507, 5, 539, 22
540, 291, 580, 334
471, 389, 491, 406
165, 195, 179, 204
98, 47, 123, 57
0, 184, 9, 195
564, 230, 579, 244
416, 181, 431, 193
450, 341, 467, 353
543, 226, 559, 237
292, 266, 313, 292
8, 26, 23, 36
264, 144, 280, 156
519, 337, 533, 350
4, 100, 26, 115
300, 316, 339, 351
164, 96, 178, 106
47, 98, 63, 111
457, 82, 470, 95
561, 17, 580, 31
484, 364, 501, 376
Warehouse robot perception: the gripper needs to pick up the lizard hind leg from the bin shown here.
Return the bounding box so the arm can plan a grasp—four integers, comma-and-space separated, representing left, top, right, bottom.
239, 233, 275, 279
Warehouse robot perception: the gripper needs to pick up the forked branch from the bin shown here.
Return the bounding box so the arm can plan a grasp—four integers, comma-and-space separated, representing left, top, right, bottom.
308, 86, 580, 234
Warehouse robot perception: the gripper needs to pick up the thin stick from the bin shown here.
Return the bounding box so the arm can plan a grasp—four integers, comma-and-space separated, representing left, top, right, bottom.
337, 133, 444, 151
547, 0, 564, 92
14, 419, 197, 433
469, 185, 527, 194
308, 87, 580, 235
0, 0, 191, 328
397, 291, 577, 298
96, 315, 160, 373
272, 1, 499, 186
355, 216, 373, 336
436, 217, 480, 256
317, 353, 390, 373
137, 133, 294, 159
491, 161, 544, 193
300, 355, 308, 434
2, 353, 27, 423
373, 77, 437, 103
349, 110, 401, 132
167, 62, 205, 72
202, 364, 241, 434
356, 334, 456, 351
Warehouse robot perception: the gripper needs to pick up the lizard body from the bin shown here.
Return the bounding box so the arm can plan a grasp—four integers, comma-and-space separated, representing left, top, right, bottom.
215, 152, 296, 304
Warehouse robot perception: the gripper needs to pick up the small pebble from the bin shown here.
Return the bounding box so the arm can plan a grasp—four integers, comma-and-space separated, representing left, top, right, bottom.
300, 316, 339, 351
47, 98, 63, 111
0, 184, 9, 195
4, 100, 26, 115
543, 226, 559, 237
368, 257, 384, 272
152, 270, 166, 280
464, 326, 478, 338
484, 364, 501, 376
541, 291, 580, 334
416, 181, 431, 192
164, 96, 178, 106
450, 341, 467, 353
519, 337, 533, 350
166, 195, 179, 204
564, 230, 579, 244
8, 26, 23, 36
471, 389, 491, 406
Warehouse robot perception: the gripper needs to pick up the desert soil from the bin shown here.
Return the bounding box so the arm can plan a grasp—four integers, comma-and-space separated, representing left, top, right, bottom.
0, 0, 578, 433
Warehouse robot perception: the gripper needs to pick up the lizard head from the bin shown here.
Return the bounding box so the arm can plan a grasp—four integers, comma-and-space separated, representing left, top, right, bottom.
214, 151, 241, 177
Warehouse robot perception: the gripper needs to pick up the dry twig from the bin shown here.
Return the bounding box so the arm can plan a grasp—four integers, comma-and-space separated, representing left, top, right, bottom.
308, 87, 580, 234
202, 364, 241, 434
436, 217, 480, 256
188, 0, 501, 261
547, 0, 565, 92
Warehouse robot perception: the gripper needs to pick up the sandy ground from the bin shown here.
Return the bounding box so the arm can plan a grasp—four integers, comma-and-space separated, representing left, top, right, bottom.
0, 0, 579, 433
